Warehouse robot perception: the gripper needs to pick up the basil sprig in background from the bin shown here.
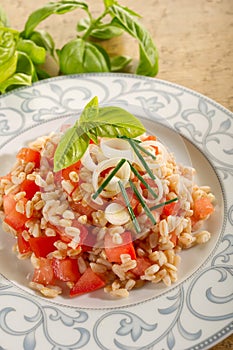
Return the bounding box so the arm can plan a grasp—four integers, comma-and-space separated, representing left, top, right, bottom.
54, 96, 146, 172
0, 0, 159, 94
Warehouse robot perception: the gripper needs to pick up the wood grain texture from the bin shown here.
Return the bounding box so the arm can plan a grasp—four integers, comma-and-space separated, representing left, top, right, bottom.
1, 0, 233, 348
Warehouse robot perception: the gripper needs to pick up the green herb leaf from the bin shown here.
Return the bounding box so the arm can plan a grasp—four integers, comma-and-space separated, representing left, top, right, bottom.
23, 0, 88, 38
110, 55, 132, 72
53, 96, 146, 171
0, 52, 17, 84
16, 51, 38, 82
59, 38, 110, 74
0, 5, 9, 27
54, 125, 90, 172
0, 27, 19, 65
104, 0, 117, 7
77, 17, 123, 40
28, 30, 56, 59
0, 72, 32, 94
83, 105, 146, 140
17, 38, 46, 65
109, 4, 159, 76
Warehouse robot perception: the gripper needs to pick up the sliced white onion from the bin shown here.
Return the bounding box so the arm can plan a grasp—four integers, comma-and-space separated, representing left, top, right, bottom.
81, 144, 102, 171
105, 203, 130, 225
138, 175, 164, 204
141, 140, 169, 166
92, 157, 131, 198
100, 138, 134, 161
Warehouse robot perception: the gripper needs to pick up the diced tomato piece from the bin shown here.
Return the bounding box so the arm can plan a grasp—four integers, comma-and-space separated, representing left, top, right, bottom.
162, 200, 180, 217
32, 258, 55, 285
17, 231, 31, 254
29, 235, 58, 258
193, 197, 214, 220
20, 179, 40, 199
61, 160, 81, 187
130, 257, 151, 277
104, 231, 136, 263
70, 267, 105, 297
3, 194, 28, 231
17, 148, 41, 168
52, 258, 80, 282
100, 167, 114, 178
141, 135, 157, 141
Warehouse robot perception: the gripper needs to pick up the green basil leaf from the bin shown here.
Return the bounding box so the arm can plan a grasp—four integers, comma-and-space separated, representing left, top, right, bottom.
116, 5, 141, 18
23, 0, 88, 38
79, 96, 99, 124
84, 105, 146, 139
0, 5, 9, 27
35, 67, 51, 80
53, 96, 146, 171
0, 27, 19, 65
104, 0, 117, 7
59, 38, 85, 74
17, 38, 46, 65
109, 4, 158, 76
29, 30, 56, 59
0, 73, 32, 94
59, 38, 109, 74
76, 17, 89, 33
54, 126, 89, 172
0, 52, 18, 84
110, 55, 132, 72
16, 51, 38, 82
77, 17, 123, 40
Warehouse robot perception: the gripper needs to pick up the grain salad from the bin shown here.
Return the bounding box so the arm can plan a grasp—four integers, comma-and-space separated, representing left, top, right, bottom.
0, 99, 215, 299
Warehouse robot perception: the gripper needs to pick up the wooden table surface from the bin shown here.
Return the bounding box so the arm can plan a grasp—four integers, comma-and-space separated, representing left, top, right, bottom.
1, 0, 233, 349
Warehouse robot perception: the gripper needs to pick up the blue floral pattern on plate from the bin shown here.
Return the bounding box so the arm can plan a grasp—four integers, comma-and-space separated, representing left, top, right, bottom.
0, 73, 232, 350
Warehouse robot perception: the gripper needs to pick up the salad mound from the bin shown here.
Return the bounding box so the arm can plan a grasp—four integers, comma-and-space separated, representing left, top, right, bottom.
0, 98, 215, 299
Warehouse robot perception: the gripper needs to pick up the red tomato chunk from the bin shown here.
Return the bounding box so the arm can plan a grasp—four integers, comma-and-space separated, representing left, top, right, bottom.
52, 258, 80, 282
104, 231, 136, 263
29, 236, 58, 258
3, 194, 28, 231
17, 148, 41, 168
32, 258, 55, 285
70, 267, 105, 297
20, 179, 40, 199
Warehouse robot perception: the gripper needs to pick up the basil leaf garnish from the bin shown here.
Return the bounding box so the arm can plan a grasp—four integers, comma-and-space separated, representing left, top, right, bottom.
53, 96, 145, 171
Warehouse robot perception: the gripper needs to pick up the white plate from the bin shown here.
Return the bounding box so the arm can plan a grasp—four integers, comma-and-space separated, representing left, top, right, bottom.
0, 73, 232, 350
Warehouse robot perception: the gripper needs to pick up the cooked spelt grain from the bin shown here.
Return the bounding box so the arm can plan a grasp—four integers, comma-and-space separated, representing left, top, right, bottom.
16, 200, 25, 214
90, 262, 107, 274
40, 285, 62, 298
195, 230, 211, 244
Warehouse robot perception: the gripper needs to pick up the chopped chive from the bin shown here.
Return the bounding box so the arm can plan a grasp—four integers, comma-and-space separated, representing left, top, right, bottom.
92, 158, 126, 199
117, 135, 141, 143
129, 180, 156, 225
118, 135, 156, 159
132, 142, 156, 160
128, 162, 158, 199
127, 138, 155, 180
118, 180, 141, 233
150, 197, 178, 211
